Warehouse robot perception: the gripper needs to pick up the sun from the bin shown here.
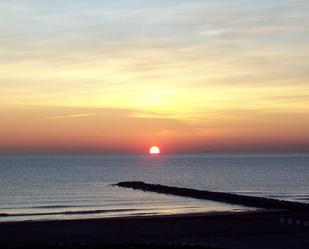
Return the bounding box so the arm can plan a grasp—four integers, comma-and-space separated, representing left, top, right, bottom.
149, 146, 160, 155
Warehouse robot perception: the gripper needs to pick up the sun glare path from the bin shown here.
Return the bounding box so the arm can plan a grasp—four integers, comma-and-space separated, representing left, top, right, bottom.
149, 146, 160, 155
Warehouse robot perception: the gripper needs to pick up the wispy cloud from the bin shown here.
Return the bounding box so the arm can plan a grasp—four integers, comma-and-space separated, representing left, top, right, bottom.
47, 113, 96, 119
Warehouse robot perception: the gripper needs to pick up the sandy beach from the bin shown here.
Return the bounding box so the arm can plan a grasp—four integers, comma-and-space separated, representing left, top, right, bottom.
1, 210, 309, 249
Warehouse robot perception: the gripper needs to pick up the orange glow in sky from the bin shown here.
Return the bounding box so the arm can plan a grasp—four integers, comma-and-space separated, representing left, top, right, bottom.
0, 1, 309, 153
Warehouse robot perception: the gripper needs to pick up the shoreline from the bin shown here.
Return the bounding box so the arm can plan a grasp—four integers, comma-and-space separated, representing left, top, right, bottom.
0, 209, 266, 224
2, 181, 309, 248
0, 206, 255, 223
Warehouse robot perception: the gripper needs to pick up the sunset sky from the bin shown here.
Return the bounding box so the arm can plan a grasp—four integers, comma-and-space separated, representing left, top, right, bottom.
1, 0, 309, 153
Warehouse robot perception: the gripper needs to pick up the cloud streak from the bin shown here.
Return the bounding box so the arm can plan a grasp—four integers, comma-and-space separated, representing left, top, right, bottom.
47, 113, 96, 119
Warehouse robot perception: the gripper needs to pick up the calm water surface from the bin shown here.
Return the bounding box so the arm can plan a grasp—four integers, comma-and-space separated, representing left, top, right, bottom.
0, 154, 308, 222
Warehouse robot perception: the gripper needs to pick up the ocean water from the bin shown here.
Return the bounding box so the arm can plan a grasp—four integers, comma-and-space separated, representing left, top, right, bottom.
0, 153, 308, 222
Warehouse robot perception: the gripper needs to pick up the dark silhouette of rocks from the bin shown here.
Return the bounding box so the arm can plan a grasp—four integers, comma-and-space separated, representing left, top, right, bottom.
115, 181, 309, 211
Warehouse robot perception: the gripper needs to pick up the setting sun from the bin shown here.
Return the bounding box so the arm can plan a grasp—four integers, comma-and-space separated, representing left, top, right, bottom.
149, 146, 160, 155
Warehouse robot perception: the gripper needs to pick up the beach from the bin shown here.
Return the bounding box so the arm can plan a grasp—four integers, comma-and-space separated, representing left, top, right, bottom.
1, 210, 309, 249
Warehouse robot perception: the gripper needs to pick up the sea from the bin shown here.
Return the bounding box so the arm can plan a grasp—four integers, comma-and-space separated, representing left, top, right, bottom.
0, 153, 308, 222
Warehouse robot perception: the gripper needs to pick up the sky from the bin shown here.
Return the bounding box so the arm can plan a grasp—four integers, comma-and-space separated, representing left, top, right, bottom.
0, 0, 309, 153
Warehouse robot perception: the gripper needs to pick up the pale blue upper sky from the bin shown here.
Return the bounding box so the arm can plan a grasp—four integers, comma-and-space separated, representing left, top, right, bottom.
2, 0, 308, 47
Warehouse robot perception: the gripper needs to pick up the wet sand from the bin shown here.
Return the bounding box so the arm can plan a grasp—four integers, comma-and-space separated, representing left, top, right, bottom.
0, 210, 309, 249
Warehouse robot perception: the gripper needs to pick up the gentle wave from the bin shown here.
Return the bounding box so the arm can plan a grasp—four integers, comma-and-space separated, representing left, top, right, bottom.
0, 209, 139, 217
296, 198, 309, 201
31, 205, 91, 209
